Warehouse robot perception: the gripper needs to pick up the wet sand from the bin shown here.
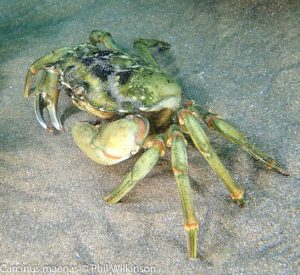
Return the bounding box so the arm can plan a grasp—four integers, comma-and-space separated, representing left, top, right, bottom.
0, 0, 299, 274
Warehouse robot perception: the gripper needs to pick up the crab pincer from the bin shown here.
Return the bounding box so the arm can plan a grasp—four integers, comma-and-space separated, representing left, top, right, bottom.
24, 48, 70, 132
72, 115, 149, 165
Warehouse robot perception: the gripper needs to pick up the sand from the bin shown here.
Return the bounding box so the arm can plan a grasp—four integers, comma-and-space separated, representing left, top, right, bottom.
0, 0, 299, 274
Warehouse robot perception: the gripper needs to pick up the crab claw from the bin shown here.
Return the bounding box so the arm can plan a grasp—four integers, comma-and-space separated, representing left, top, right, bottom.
34, 92, 64, 132
33, 70, 64, 132
72, 115, 150, 165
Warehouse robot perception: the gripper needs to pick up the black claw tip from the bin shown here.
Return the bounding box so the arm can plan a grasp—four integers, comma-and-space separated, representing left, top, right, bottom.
277, 167, 290, 176
234, 198, 245, 208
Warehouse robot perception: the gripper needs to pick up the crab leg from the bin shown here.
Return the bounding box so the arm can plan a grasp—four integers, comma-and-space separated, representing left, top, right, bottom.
24, 47, 70, 131
89, 30, 122, 50
73, 115, 150, 165
179, 110, 244, 205
33, 69, 64, 132
167, 125, 199, 258
24, 47, 70, 98
133, 38, 171, 67
187, 104, 289, 176
103, 135, 165, 204
104, 136, 165, 204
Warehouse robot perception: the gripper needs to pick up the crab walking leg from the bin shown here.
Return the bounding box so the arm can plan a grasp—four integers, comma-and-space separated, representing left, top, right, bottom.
103, 135, 165, 204
187, 104, 289, 176
24, 47, 70, 98
167, 126, 199, 258
133, 38, 171, 67
179, 110, 244, 205
89, 30, 122, 51
33, 70, 63, 132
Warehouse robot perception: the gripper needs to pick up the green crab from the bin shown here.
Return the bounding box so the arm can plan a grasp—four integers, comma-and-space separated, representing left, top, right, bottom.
24, 30, 288, 258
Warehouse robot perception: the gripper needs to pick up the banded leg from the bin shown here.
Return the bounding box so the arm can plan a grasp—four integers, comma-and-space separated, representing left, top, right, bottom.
89, 30, 122, 50
179, 110, 244, 205
186, 102, 289, 176
103, 135, 165, 204
34, 69, 63, 132
133, 38, 171, 67
167, 125, 199, 258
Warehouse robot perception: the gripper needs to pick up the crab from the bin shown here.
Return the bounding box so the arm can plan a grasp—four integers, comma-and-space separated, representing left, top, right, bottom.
24, 30, 288, 258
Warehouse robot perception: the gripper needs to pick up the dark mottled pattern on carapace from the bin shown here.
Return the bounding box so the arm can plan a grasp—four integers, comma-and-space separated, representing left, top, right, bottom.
81, 50, 133, 84
81, 51, 114, 82
116, 70, 132, 85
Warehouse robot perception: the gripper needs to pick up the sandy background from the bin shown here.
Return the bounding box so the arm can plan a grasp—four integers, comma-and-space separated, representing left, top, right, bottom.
0, 0, 299, 274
